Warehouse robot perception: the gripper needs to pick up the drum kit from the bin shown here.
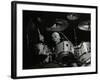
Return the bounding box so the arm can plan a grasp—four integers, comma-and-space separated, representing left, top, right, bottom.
36, 17, 91, 67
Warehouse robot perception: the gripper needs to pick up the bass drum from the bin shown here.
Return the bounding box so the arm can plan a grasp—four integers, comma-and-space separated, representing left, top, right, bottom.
55, 41, 75, 65
77, 42, 91, 66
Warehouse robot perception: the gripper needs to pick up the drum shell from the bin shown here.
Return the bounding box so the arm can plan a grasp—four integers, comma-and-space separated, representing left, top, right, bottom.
56, 41, 74, 55
76, 42, 91, 65
56, 51, 77, 64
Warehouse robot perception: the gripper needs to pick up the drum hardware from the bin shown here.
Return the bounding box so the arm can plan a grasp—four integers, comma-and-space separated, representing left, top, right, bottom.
73, 28, 78, 46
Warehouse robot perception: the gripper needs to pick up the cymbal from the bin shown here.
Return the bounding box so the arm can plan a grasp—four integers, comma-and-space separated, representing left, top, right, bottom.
78, 20, 90, 31
46, 19, 68, 31
67, 13, 79, 20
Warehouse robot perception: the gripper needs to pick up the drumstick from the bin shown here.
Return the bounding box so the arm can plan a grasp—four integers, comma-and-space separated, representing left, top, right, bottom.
59, 32, 68, 40
38, 28, 44, 42
59, 32, 73, 45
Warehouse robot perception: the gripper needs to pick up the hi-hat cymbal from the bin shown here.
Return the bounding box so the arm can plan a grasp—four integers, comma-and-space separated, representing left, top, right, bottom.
78, 20, 90, 31
46, 19, 68, 31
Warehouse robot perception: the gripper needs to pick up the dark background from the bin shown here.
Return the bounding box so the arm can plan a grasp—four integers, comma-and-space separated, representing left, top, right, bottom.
23, 10, 91, 69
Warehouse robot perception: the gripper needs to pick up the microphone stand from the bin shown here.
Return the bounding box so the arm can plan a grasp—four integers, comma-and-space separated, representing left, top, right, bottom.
73, 28, 77, 46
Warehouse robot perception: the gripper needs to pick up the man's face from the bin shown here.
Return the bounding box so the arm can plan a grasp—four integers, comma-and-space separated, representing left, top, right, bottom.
52, 32, 61, 44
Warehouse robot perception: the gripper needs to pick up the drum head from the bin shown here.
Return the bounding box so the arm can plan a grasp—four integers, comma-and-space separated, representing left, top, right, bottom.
56, 52, 76, 64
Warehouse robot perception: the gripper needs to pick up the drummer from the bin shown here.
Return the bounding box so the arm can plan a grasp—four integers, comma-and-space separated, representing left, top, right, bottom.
51, 32, 78, 67
52, 32, 62, 44
51, 32, 62, 62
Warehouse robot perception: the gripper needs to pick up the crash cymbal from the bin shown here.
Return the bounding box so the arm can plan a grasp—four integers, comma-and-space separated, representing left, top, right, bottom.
78, 20, 90, 31
46, 19, 68, 31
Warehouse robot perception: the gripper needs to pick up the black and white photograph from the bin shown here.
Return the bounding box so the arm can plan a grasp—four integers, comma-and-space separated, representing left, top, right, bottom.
11, 1, 97, 79
23, 11, 91, 69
